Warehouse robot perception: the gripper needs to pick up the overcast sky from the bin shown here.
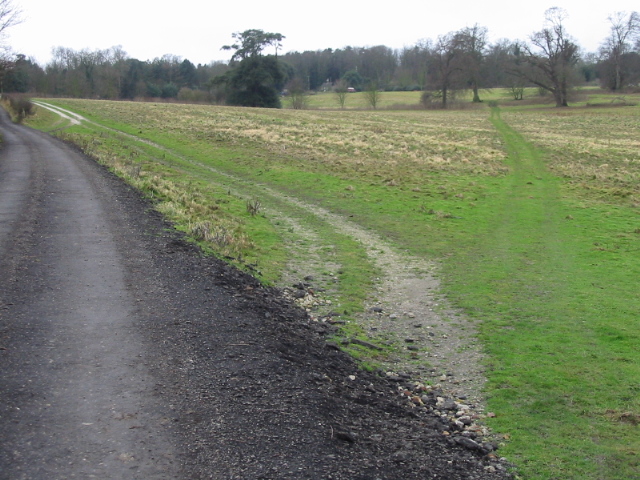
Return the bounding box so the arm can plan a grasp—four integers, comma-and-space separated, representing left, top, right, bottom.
7, 0, 640, 66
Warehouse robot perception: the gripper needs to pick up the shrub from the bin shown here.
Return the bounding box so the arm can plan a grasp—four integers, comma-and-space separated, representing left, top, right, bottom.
177, 88, 213, 104
2, 94, 35, 123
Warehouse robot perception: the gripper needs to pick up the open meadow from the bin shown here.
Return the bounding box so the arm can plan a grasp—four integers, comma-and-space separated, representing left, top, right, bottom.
28, 89, 640, 479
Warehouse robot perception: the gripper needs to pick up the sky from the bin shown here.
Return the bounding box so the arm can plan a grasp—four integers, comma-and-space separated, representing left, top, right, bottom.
6, 0, 640, 66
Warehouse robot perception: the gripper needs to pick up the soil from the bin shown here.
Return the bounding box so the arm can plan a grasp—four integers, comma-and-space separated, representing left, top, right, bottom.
0, 109, 514, 478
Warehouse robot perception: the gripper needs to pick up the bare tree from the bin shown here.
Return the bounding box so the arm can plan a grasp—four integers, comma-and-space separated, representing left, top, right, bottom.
0, 0, 23, 89
512, 8, 579, 107
397, 40, 431, 90
599, 11, 640, 90
358, 45, 397, 88
455, 24, 488, 102
484, 39, 519, 88
363, 81, 381, 109
0, 0, 21, 42
333, 79, 348, 109
426, 33, 465, 108
286, 77, 308, 109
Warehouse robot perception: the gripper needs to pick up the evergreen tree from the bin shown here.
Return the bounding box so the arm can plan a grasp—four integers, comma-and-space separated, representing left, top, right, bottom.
216, 30, 287, 108
224, 55, 286, 108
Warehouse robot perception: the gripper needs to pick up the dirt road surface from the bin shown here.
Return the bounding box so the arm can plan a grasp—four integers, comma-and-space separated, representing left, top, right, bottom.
0, 110, 512, 479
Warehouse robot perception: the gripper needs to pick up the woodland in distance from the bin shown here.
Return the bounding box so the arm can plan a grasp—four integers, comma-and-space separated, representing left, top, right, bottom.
1, 9, 639, 108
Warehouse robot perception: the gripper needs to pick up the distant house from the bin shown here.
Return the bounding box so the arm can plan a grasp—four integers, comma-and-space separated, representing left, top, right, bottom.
347, 87, 356, 93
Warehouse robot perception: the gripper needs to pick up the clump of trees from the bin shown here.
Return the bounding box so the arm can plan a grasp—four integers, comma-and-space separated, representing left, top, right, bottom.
2, 9, 639, 108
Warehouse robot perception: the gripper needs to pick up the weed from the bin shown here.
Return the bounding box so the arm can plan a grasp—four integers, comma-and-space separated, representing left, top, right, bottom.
246, 198, 262, 216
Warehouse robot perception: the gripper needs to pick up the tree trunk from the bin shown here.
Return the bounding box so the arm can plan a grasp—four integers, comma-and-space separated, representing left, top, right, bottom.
553, 89, 568, 107
471, 81, 481, 102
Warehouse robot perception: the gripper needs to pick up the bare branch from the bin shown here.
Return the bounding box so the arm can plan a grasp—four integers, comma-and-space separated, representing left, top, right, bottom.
0, 0, 23, 37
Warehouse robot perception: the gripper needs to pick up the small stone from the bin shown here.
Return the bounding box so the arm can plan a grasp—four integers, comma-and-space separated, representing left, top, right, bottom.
454, 436, 486, 453
335, 431, 356, 443
391, 450, 411, 463
483, 441, 498, 452
442, 399, 458, 410
350, 338, 383, 351
458, 416, 473, 425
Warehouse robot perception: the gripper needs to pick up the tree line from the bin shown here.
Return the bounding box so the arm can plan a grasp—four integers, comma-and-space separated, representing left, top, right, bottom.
2, 9, 639, 108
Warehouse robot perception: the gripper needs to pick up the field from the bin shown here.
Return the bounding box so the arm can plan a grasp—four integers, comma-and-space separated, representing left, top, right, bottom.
28, 89, 640, 479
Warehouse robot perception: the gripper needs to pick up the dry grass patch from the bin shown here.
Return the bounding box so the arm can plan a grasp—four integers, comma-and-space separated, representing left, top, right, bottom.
57, 129, 254, 260
50, 100, 509, 183
501, 108, 640, 199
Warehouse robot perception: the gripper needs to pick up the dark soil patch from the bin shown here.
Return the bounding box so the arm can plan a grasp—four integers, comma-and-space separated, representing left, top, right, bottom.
111, 170, 514, 479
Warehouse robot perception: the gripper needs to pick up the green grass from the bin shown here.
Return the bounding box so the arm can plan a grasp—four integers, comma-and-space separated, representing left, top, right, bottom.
27, 94, 640, 479
442, 108, 640, 479
296, 87, 580, 110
